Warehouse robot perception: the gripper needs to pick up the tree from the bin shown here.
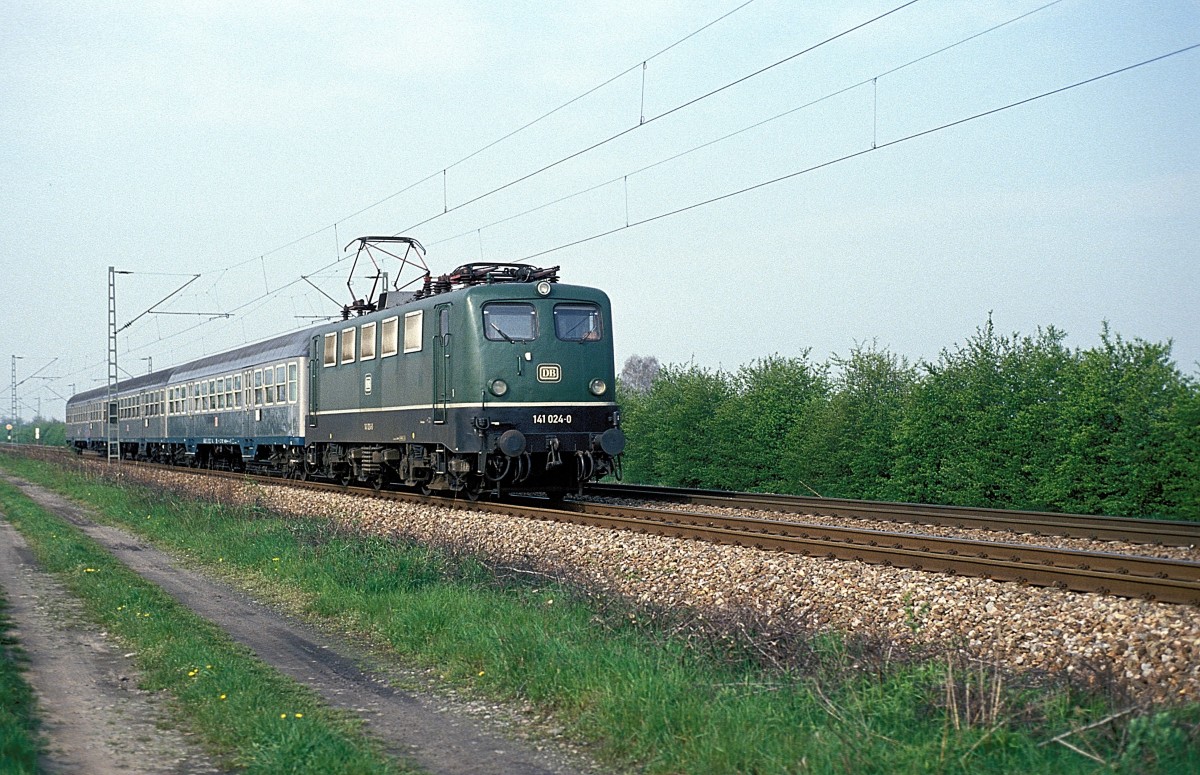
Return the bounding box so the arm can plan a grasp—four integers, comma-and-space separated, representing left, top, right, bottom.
716, 354, 829, 493
887, 318, 1075, 508
621, 363, 732, 488
1049, 325, 1195, 517
804, 342, 915, 499
619, 355, 661, 395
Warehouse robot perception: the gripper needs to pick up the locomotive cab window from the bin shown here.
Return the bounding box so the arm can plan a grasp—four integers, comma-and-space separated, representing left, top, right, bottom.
553, 303, 603, 342
483, 303, 537, 342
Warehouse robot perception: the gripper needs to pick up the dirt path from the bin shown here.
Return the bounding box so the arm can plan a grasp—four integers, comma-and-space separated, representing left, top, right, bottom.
1, 476, 597, 775
0, 519, 225, 774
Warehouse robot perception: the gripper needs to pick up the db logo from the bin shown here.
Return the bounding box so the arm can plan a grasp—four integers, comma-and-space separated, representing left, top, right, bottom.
537, 364, 562, 383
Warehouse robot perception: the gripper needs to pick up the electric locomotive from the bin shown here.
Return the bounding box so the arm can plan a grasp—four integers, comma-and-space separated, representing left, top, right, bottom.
65, 237, 625, 499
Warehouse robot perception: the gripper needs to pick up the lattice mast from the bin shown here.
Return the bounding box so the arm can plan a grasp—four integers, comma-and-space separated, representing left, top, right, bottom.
106, 266, 120, 463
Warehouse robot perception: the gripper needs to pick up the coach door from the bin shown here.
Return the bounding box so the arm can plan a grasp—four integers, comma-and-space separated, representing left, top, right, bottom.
432, 304, 452, 424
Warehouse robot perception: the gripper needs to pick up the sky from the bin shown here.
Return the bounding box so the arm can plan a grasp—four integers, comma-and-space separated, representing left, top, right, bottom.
1, 0, 1197, 422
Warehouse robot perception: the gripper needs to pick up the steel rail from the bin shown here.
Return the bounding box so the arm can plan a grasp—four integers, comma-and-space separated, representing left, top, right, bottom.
585, 483, 1200, 548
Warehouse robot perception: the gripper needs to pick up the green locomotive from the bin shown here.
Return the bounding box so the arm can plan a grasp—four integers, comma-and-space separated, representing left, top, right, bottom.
306, 256, 625, 497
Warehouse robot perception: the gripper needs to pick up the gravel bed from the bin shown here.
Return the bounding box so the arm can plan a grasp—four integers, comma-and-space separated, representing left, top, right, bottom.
87, 463, 1200, 704
581, 496, 1200, 562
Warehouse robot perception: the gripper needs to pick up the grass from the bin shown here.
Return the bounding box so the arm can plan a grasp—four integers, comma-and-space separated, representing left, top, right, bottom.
4, 451, 1200, 773
0, 588, 43, 774
0, 473, 409, 774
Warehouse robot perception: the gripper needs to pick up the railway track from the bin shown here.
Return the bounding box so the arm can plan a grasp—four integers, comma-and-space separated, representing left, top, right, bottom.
157, 463, 1200, 606
14, 450, 1200, 606
586, 483, 1200, 548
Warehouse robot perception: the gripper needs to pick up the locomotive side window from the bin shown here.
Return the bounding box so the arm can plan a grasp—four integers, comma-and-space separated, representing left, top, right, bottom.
323, 332, 338, 367
483, 303, 537, 342
381, 316, 398, 357
341, 328, 356, 364
553, 303, 603, 342
403, 311, 423, 353
361, 322, 377, 361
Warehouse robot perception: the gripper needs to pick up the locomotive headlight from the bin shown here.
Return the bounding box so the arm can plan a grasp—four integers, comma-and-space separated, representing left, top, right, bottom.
489, 378, 509, 397
535, 280, 552, 296
589, 378, 607, 396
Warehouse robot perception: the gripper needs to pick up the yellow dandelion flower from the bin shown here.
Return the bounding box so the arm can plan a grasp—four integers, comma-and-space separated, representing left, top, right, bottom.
272, 557, 280, 562
280, 713, 287, 719
205, 664, 212, 669
294, 713, 303, 718
478, 671, 485, 677
219, 694, 226, 700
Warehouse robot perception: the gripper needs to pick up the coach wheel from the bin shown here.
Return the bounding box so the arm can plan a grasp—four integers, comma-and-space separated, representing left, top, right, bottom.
371, 473, 389, 492
419, 482, 434, 497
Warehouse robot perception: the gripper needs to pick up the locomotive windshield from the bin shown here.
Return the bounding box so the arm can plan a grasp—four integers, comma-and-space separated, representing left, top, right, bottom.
553, 303, 603, 342
483, 302, 538, 342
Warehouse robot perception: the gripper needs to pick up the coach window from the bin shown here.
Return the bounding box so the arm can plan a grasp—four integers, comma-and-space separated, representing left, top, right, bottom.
553, 303, 603, 342
341, 328, 356, 364
217, 378, 226, 409
254, 370, 263, 405
274, 365, 286, 402
403, 311, 423, 353
381, 316, 398, 357
200, 382, 209, 411
233, 375, 242, 408
264, 366, 274, 405
323, 332, 338, 367
288, 363, 298, 403
483, 302, 537, 342
361, 321, 377, 360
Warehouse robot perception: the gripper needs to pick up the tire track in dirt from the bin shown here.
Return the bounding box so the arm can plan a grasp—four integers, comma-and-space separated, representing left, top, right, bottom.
2, 476, 597, 775
0, 519, 225, 774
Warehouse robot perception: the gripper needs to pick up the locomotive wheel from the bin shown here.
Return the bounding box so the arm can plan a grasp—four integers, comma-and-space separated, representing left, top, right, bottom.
419, 482, 434, 497
463, 476, 484, 502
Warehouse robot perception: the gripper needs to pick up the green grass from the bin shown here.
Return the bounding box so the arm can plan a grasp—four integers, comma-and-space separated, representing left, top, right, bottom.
0, 473, 409, 774
4, 452, 1199, 774
0, 588, 43, 774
